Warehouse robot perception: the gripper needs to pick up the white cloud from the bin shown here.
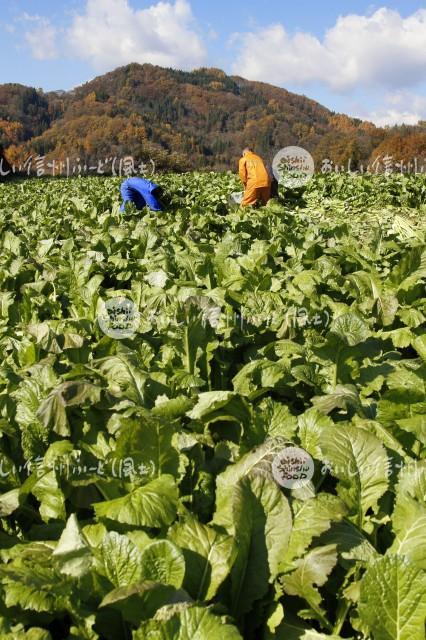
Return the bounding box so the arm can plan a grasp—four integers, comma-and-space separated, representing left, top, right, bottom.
0, 22, 16, 34
66, 0, 206, 71
22, 15, 58, 60
232, 8, 426, 93
354, 91, 426, 127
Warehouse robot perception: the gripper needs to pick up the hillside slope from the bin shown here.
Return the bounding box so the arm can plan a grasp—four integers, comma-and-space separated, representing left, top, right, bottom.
0, 63, 425, 172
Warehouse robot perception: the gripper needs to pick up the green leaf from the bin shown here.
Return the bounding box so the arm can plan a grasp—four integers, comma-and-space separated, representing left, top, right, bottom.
395, 460, 426, 504
398, 307, 425, 328
230, 474, 292, 617
359, 554, 426, 640
376, 366, 426, 443
354, 418, 409, 461
0, 488, 21, 517
100, 531, 143, 587
36, 391, 68, 437
297, 409, 334, 458
52, 514, 92, 577
133, 605, 243, 639
232, 359, 292, 397
94, 475, 178, 527
254, 398, 297, 442
181, 312, 210, 375
396, 415, 426, 444
316, 520, 378, 563
152, 395, 196, 419
312, 385, 363, 416
37, 381, 101, 437
329, 313, 370, 346
282, 545, 337, 628
272, 617, 344, 640
412, 334, 426, 361
380, 327, 414, 348
389, 246, 426, 291
96, 353, 149, 405
169, 515, 237, 600
388, 461, 426, 574
391, 497, 426, 569
140, 540, 185, 588
280, 494, 347, 572
319, 423, 389, 527
112, 413, 179, 479
0, 618, 52, 639
29, 470, 66, 522
100, 581, 187, 625
0, 553, 72, 613
214, 441, 278, 531
187, 391, 251, 426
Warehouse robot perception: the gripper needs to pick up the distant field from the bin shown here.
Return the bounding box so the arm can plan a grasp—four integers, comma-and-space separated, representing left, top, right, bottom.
0, 173, 425, 640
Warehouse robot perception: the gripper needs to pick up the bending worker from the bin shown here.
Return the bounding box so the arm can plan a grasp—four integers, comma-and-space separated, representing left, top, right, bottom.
120, 177, 163, 212
238, 148, 271, 207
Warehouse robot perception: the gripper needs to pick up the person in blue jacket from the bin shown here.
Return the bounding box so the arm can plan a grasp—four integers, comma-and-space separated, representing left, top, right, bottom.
120, 177, 163, 212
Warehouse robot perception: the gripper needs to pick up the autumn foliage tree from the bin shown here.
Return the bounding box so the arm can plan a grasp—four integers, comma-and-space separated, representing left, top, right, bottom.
370, 132, 426, 170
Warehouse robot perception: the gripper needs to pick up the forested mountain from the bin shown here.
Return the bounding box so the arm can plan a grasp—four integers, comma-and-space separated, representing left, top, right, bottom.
1, 63, 425, 173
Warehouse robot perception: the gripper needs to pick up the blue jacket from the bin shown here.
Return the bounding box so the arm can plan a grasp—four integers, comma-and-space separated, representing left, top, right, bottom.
120, 177, 162, 212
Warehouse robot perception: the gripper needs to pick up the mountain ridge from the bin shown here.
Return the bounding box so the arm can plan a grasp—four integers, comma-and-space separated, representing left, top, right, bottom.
1, 62, 425, 173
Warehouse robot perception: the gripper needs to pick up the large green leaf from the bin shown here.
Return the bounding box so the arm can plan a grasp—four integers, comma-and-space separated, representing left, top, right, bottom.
232, 359, 292, 397
329, 313, 370, 346
37, 381, 101, 437
318, 423, 389, 527
279, 494, 347, 572
100, 581, 188, 625
169, 515, 237, 600
111, 413, 179, 479
282, 545, 338, 628
390, 498, 426, 569
26, 469, 66, 522
395, 459, 426, 504
94, 475, 178, 527
389, 246, 426, 291
139, 540, 185, 588
376, 366, 426, 445
312, 384, 364, 415
187, 391, 251, 426
52, 514, 92, 577
315, 520, 378, 563
0, 547, 72, 613
230, 474, 292, 617
96, 352, 162, 405
99, 531, 143, 587
358, 554, 426, 640
213, 441, 278, 531
297, 409, 334, 458
133, 605, 243, 639
391, 461, 426, 569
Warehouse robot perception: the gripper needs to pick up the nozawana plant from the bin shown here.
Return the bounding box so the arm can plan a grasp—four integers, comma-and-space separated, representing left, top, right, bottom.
0, 172, 425, 639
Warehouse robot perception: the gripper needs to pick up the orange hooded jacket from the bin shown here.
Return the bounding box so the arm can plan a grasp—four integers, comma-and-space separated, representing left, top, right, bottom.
239, 151, 271, 188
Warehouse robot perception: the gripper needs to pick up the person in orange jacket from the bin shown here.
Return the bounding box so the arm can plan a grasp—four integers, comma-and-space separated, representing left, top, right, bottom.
238, 148, 271, 206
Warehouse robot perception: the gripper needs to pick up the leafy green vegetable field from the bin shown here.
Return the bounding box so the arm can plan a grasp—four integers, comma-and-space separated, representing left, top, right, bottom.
0, 172, 425, 640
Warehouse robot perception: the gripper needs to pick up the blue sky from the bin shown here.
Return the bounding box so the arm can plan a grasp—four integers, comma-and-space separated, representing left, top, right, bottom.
1, 0, 426, 125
